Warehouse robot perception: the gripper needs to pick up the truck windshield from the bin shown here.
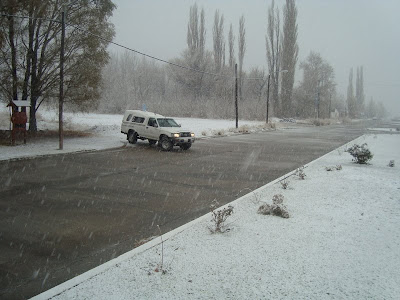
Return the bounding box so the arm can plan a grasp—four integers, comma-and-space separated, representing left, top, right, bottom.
157, 118, 180, 127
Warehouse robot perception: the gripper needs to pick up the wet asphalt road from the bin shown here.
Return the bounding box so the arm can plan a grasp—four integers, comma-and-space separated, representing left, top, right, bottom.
0, 123, 369, 299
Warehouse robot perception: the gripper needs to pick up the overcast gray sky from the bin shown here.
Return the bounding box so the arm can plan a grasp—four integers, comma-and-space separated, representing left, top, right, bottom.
110, 0, 400, 116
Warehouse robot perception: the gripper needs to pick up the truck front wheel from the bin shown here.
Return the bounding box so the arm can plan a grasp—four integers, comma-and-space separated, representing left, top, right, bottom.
159, 136, 173, 151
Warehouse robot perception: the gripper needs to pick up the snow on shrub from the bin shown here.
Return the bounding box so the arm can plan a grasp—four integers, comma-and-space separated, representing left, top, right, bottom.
280, 179, 289, 189
296, 166, 306, 179
258, 194, 289, 218
346, 143, 373, 164
209, 200, 234, 233
325, 165, 342, 171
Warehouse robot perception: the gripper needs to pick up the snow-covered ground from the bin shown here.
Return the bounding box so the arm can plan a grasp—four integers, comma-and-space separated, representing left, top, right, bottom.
0, 108, 268, 161
32, 134, 400, 300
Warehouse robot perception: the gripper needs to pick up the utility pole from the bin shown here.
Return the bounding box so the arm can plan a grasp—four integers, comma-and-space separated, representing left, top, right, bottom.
235, 63, 238, 128
266, 74, 271, 123
315, 79, 321, 119
59, 7, 65, 150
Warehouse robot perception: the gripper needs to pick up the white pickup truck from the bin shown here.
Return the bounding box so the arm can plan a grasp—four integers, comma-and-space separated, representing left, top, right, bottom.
121, 110, 195, 151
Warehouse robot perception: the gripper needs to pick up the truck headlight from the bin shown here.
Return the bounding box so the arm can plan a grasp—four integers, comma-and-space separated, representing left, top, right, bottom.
191, 133, 195, 137
172, 133, 180, 138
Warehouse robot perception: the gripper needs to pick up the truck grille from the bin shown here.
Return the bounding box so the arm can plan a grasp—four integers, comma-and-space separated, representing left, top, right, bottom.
180, 132, 191, 137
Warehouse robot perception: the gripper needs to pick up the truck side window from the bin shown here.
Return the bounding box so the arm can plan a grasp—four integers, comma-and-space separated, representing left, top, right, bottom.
133, 116, 144, 123
148, 118, 157, 127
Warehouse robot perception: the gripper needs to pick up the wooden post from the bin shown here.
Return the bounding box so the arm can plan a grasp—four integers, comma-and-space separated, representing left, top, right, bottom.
59, 9, 65, 150
235, 63, 238, 129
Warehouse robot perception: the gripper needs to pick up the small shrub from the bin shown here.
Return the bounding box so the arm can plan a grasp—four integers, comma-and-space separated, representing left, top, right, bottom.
388, 160, 395, 167
201, 130, 207, 136
209, 200, 234, 233
325, 165, 342, 171
238, 125, 250, 133
258, 194, 289, 218
346, 143, 373, 164
296, 167, 306, 180
213, 129, 225, 136
280, 179, 289, 189
272, 194, 284, 204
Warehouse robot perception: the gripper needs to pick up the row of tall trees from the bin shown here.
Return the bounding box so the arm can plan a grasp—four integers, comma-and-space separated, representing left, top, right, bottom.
347, 66, 386, 119
99, 1, 302, 120
265, 0, 298, 118
347, 66, 365, 118
0, 0, 115, 131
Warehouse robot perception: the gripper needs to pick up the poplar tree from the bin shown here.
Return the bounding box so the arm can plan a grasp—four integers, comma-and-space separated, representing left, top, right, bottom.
280, 0, 298, 117
265, 0, 281, 116
347, 68, 356, 118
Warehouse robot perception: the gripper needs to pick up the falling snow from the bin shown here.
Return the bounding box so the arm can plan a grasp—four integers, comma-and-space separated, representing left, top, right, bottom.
32, 134, 400, 300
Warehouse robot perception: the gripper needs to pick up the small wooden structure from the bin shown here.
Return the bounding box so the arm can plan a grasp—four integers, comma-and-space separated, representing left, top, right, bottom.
7, 100, 30, 145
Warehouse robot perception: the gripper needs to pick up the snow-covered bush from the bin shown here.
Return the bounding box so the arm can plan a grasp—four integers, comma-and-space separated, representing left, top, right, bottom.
388, 160, 395, 167
258, 194, 289, 218
209, 200, 234, 233
346, 143, 373, 164
296, 167, 306, 179
325, 165, 342, 171
280, 179, 289, 189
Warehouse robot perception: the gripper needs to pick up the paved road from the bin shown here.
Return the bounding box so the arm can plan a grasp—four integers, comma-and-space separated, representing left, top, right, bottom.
0, 123, 369, 299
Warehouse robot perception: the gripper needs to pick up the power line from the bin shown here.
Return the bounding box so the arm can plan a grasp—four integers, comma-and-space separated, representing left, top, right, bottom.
67, 22, 268, 80
1, 12, 267, 81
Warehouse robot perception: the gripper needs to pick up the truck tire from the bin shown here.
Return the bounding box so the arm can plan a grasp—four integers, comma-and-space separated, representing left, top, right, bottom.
128, 130, 138, 144
159, 136, 173, 151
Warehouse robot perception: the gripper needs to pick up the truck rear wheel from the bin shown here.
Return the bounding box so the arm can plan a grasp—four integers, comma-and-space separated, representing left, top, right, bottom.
128, 130, 138, 144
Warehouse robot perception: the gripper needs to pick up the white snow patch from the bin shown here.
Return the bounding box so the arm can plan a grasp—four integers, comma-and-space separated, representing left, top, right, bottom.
367, 127, 398, 132
0, 108, 266, 161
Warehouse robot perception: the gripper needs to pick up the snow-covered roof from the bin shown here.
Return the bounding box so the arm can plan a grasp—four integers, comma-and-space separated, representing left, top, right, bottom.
7, 100, 31, 107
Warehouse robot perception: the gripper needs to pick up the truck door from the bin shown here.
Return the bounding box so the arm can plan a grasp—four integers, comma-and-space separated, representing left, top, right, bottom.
145, 118, 159, 140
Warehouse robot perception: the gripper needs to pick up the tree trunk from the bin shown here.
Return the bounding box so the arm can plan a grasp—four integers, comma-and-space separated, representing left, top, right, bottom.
8, 13, 18, 101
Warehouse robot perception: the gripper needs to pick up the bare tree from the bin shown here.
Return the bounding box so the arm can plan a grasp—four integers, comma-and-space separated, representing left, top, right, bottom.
228, 23, 235, 69
187, 3, 206, 58
171, 3, 210, 101
265, 0, 281, 116
238, 15, 246, 101
355, 66, 365, 116
347, 68, 356, 118
366, 97, 377, 118
213, 10, 225, 73
296, 51, 336, 118
280, 0, 298, 117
